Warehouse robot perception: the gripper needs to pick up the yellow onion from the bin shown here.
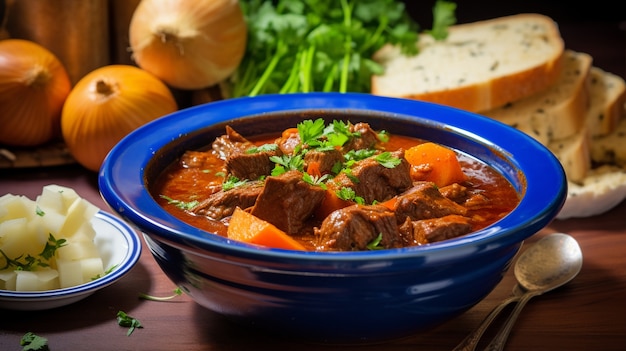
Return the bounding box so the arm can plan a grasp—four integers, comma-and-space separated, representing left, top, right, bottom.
61, 65, 177, 172
0, 39, 71, 146
129, 0, 247, 90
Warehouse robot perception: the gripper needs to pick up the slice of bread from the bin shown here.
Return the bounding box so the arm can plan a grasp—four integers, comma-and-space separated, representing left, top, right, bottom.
371, 13, 564, 112
590, 116, 626, 167
586, 67, 626, 137
548, 127, 591, 183
557, 165, 626, 219
482, 50, 591, 145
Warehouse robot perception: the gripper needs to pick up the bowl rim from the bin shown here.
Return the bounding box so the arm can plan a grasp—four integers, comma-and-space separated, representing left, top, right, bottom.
0, 211, 142, 301
99, 92, 567, 262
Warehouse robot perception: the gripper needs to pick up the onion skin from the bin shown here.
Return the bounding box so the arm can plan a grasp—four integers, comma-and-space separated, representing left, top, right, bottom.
61, 65, 177, 172
0, 39, 71, 147
129, 0, 247, 90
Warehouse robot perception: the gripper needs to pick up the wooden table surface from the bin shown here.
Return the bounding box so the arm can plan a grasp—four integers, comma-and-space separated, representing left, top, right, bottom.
1, 4, 625, 350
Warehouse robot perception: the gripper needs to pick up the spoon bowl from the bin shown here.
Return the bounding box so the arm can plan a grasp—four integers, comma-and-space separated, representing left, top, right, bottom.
515, 233, 583, 292
454, 233, 583, 351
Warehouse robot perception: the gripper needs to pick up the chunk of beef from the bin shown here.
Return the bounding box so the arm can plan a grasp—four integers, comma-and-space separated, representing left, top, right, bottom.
304, 149, 344, 175
250, 170, 326, 235
439, 182, 494, 211
438, 183, 468, 202
463, 193, 492, 210
343, 122, 380, 151
212, 126, 255, 160
226, 147, 281, 180
179, 150, 224, 170
191, 181, 264, 220
315, 204, 402, 251
392, 181, 468, 222
401, 215, 473, 244
332, 150, 412, 203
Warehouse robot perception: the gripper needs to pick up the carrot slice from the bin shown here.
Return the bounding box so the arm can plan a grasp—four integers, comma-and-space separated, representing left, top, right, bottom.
307, 160, 322, 178
404, 142, 467, 187
314, 189, 352, 220
380, 197, 397, 211
227, 207, 306, 250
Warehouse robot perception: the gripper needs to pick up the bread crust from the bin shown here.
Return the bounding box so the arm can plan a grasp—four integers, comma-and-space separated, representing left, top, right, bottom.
483, 50, 592, 145
371, 13, 565, 112
586, 67, 626, 137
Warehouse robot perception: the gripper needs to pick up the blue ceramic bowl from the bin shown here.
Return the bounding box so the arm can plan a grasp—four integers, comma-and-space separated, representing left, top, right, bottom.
98, 93, 566, 344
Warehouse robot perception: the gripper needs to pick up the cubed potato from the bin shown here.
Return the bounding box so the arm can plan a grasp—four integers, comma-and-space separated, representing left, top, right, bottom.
81, 257, 105, 281
57, 220, 97, 241
59, 198, 99, 236
56, 259, 84, 288
57, 240, 101, 261
0, 185, 104, 291
0, 269, 17, 290
0, 218, 47, 260
37, 184, 80, 215
29, 210, 66, 238
15, 269, 60, 291
0, 194, 35, 221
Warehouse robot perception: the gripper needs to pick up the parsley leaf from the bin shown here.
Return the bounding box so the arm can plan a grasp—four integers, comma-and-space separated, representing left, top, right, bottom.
20, 332, 49, 351
366, 233, 385, 250
298, 118, 327, 145
230, 0, 430, 96
159, 195, 200, 211
0, 234, 66, 271
335, 187, 365, 204
222, 176, 250, 191
246, 143, 278, 154
117, 311, 143, 336
39, 234, 67, 261
270, 154, 305, 175
426, 0, 457, 40
375, 152, 401, 168
302, 172, 330, 189
139, 287, 184, 302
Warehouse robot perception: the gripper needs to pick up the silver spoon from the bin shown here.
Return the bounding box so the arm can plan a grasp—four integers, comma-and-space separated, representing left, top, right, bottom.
453, 233, 583, 351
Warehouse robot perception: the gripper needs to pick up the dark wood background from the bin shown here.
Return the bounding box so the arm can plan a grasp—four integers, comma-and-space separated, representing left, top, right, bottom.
402, 0, 626, 79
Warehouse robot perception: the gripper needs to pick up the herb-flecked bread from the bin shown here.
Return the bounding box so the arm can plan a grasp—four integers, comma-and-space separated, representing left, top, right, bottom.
371, 13, 565, 112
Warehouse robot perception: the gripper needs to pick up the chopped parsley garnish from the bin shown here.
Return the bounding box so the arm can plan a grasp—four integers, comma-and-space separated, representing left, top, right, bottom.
377, 130, 390, 143
0, 234, 66, 271
298, 119, 357, 151
222, 176, 250, 191
366, 233, 385, 250
298, 118, 327, 146
246, 143, 279, 154
302, 172, 330, 188
344, 148, 376, 163
270, 154, 305, 176
117, 311, 143, 336
139, 287, 184, 302
375, 151, 401, 168
92, 264, 118, 280
20, 332, 49, 351
335, 187, 365, 204
159, 195, 199, 211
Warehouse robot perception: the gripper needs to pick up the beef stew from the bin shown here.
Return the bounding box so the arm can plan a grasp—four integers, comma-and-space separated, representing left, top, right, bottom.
151, 119, 520, 251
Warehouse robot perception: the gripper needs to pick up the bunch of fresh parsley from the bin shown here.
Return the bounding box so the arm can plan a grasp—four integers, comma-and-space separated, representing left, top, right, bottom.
227, 0, 456, 97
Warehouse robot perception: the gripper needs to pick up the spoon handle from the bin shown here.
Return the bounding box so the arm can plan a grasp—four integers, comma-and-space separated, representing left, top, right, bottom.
483, 291, 540, 351
452, 294, 522, 351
